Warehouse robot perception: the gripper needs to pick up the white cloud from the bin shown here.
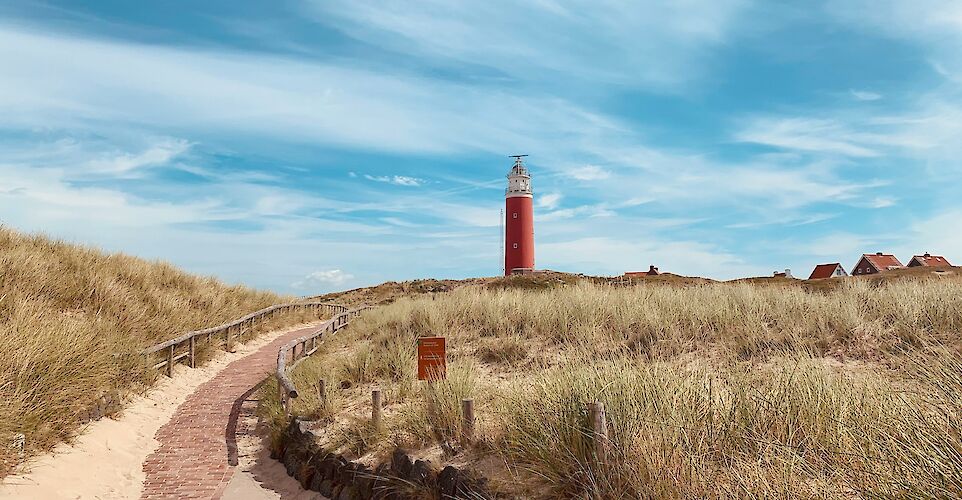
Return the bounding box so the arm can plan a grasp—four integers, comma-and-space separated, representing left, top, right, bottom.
363, 174, 424, 186
850, 89, 882, 101
539, 204, 615, 221
86, 138, 191, 174
735, 117, 881, 157
307, 0, 751, 90
0, 25, 623, 155
869, 196, 896, 208
292, 269, 355, 289
570, 164, 611, 181
537, 192, 563, 210
804, 232, 878, 258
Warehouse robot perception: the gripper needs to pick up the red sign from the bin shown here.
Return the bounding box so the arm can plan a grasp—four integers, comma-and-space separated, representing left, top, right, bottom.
417, 337, 446, 380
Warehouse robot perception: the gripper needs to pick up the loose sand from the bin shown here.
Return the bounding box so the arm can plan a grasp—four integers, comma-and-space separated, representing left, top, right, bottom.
0, 323, 322, 500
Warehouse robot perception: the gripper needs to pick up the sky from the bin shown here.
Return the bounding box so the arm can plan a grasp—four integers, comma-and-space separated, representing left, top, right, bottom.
1, 1, 961, 294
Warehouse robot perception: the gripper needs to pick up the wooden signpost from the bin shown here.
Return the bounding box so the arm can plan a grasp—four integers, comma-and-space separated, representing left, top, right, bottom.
417, 336, 446, 380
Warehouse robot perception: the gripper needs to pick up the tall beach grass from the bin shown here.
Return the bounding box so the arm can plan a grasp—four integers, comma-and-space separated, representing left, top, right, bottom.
284, 278, 962, 497
0, 227, 311, 476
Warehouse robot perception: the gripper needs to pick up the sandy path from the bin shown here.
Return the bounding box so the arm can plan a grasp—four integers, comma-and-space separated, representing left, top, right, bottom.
0, 322, 322, 500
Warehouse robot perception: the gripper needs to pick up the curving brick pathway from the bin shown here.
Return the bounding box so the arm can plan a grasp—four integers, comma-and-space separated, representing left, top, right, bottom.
141, 324, 318, 499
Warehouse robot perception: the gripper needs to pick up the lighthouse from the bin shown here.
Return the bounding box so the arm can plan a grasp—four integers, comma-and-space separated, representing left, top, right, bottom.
504, 155, 535, 275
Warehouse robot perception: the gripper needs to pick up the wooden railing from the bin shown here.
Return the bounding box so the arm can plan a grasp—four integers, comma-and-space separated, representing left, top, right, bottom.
143, 301, 347, 378
275, 306, 368, 413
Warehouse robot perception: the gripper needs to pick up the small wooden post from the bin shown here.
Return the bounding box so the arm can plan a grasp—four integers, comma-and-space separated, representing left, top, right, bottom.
318, 378, 326, 401
166, 344, 174, 377
225, 325, 233, 352
372, 389, 382, 428
589, 402, 607, 465
279, 384, 289, 417
188, 335, 196, 368
462, 398, 475, 445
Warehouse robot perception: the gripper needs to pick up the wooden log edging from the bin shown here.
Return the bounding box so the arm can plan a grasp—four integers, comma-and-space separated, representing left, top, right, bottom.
143, 301, 347, 378
274, 418, 495, 499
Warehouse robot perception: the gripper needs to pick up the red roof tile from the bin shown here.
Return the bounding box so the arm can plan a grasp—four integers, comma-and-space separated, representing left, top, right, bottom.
862, 253, 904, 271
910, 254, 952, 267
809, 263, 843, 279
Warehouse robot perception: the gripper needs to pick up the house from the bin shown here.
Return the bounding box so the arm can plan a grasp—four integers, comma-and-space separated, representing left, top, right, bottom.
852, 252, 904, 276
906, 253, 952, 268
624, 265, 660, 278
809, 263, 848, 279
773, 269, 794, 278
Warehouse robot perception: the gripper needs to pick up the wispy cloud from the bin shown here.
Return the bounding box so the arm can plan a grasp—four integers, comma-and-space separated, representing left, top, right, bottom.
570, 164, 611, 181
306, 0, 752, 90
292, 269, 354, 289
537, 192, 563, 210
0, 25, 622, 155
364, 174, 424, 187
850, 89, 882, 101
735, 117, 880, 157
86, 138, 191, 175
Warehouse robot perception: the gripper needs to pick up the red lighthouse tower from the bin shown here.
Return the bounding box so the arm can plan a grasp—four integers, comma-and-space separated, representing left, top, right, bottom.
504, 155, 535, 275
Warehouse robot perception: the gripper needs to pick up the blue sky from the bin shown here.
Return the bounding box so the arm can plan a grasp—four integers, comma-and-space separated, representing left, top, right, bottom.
1, 1, 961, 293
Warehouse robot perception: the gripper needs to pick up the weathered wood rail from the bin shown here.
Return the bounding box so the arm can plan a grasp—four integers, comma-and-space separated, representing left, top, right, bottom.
144, 301, 347, 378
275, 305, 368, 413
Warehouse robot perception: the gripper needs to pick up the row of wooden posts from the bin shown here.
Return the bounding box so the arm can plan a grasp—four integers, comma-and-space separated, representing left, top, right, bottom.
272, 305, 610, 463
354, 387, 605, 460
144, 301, 346, 378
276, 307, 367, 414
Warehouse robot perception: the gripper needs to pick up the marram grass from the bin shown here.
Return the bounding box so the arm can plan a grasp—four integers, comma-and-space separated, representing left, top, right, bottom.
284, 280, 962, 498
0, 227, 313, 477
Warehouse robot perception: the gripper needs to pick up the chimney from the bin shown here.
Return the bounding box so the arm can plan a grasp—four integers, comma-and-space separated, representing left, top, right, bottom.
649, 265, 658, 273
924, 252, 931, 257
876, 252, 883, 256
785, 268, 792, 278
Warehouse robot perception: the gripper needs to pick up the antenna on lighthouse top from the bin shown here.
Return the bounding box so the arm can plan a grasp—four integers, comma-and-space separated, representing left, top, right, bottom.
509, 154, 529, 175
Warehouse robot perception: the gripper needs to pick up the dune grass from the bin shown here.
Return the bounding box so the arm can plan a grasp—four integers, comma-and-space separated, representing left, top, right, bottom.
280, 278, 962, 498
0, 227, 316, 477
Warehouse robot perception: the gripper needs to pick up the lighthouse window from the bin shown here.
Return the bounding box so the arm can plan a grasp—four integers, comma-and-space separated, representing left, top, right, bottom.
513, 212, 518, 218
512, 243, 518, 249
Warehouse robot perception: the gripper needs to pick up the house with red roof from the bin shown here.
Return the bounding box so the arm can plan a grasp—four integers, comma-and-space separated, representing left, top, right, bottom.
809, 263, 847, 279
852, 252, 904, 276
624, 265, 660, 278
907, 253, 952, 268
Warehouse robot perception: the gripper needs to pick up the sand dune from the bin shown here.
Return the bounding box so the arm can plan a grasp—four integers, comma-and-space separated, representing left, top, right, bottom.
0, 325, 312, 500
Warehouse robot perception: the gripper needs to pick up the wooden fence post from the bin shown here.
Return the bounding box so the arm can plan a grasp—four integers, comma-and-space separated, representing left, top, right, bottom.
225, 325, 233, 352
188, 336, 196, 368
462, 399, 475, 445
279, 383, 289, 417
166, 345, 174, 378
372, 389, 382, 428
318, 379, 326, 401
589, 402, 607, 465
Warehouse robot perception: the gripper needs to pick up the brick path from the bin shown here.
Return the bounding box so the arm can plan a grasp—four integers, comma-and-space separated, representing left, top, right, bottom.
141, 324, 318, 499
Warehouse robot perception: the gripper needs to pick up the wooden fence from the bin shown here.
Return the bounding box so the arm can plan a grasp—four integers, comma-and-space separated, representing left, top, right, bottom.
143, 301, 347, 378
275, 306, 368, 414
